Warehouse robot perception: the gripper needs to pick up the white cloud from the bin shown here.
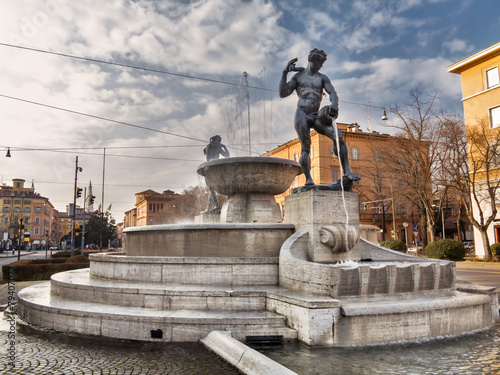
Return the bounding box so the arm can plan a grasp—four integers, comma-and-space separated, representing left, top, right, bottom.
442, 39, 474, 54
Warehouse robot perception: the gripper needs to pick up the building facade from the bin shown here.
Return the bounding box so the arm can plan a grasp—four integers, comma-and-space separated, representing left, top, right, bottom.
0, 178, 58, 249
124, 189, 180, 228
264, 123, 420, 244
448, 41, 500, 257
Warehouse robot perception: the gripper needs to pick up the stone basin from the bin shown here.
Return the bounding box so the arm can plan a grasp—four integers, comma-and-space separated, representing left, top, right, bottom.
197, 157, 302, 223
197, 156, 302, 196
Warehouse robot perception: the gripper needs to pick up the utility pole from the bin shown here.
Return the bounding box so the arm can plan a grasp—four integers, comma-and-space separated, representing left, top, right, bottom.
100, 148, 106, 251
71, 156, 83, 257
81, 186, 86, 256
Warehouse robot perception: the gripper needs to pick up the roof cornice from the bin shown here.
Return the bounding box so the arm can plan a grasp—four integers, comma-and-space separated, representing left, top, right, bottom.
447, 41, 500, 74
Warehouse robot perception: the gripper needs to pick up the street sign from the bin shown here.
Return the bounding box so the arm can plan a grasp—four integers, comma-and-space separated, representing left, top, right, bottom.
412, 224, 419, 231
413, 230, 420, 238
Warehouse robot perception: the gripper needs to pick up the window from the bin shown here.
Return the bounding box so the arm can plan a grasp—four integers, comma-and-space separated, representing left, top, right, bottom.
149, 218, 154, 225
352, 170, 360, 186
332, 169, 339, 182
14, 199, 21, 205
34, 206, 42, 213
34, 228, 39, 235
60, 218, 65, 222
35, 217, 40, 224
329, 145, 337, 158
490, 105, 500, 128
14, 207, 20, 213
3, 207, 10, 213
397, 202, 408, 215
24, 207, 31, 213
350, 147, 361, 160
67, 224, 71, 229
486, 66, 499, 89
24, 200, 31, 205
4, 199, 11, 204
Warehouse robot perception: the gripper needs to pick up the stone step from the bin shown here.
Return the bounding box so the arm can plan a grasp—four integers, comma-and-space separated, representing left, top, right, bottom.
51, 269, 283, 310
18, 282, 293, 343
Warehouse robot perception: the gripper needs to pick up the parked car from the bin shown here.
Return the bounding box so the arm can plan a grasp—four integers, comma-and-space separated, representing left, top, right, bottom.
463, 241, 475, 255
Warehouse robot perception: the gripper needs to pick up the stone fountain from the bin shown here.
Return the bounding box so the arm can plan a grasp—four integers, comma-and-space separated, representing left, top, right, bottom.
17, 156, 499, 350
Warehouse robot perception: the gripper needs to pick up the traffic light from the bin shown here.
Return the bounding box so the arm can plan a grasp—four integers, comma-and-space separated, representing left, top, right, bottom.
75, 224, 81, 237
363, 202, 368, 211
76, 187, 82, 198
19, 218, 24, 230
89, 195, 95, 205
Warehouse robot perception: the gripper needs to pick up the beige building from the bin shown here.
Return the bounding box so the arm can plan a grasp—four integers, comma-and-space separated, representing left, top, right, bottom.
124, 189, 180, 228
0, 178, 58, 249
264, 123, 421, 243
448, 41, 500, 257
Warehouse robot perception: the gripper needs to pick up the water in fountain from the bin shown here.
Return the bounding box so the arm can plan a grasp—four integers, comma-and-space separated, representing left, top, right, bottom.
332, 119, 354, 260
258, 324, 500, 374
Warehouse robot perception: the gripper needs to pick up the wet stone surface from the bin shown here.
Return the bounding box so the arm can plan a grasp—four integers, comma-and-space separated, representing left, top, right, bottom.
0, 331, 239, 375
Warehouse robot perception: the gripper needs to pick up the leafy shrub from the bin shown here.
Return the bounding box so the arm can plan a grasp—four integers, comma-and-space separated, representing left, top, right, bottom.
425, 239, 465, 260
51, 250, 100, 258
65, 255, 89, 264
2, 258, 89, 282
490, 243, 500, 257
380, 240, 407, 253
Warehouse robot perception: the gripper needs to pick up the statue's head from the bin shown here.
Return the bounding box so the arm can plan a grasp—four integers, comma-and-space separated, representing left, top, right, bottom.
308, 48, 327, 63
210, 135, 222, 144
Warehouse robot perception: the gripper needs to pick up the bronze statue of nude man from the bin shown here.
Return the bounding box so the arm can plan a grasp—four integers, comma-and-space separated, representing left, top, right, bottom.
278, 48, 359, 187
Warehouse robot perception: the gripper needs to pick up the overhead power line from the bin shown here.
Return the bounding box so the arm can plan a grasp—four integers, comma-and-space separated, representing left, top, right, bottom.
0, 93, 206, 144
0, 42, 276, 92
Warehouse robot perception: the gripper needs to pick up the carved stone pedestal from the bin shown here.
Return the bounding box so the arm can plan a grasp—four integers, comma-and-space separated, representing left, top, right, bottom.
285, 190, 361, 263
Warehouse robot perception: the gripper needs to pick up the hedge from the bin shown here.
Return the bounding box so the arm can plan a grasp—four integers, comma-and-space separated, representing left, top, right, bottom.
425, 239, 465, 261
2, 258, 89, 282
380, 239, 407, 253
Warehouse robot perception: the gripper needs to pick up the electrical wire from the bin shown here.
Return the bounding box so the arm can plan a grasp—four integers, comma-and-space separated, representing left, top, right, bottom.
0, 43, 276, 92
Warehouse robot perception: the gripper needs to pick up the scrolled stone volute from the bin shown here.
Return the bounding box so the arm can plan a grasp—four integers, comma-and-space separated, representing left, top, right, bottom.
320, 225, 360, 253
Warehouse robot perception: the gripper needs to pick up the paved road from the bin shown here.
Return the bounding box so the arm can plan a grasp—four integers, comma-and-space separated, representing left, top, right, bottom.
455, 261, 500, 288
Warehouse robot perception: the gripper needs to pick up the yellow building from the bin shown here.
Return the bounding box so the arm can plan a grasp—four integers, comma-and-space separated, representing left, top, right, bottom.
448, 41, 500, 257
124, 189, 180, 228
265, 123, 419, 243
0, 178, 58, 249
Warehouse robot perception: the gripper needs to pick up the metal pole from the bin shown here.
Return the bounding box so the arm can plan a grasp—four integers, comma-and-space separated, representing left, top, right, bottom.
81, 186, 86, 255
442, 207, 446, 239
100, 148, 106, 251
391, 185, 396, 240
243, 72, 251, 155
71, 156, 78, 257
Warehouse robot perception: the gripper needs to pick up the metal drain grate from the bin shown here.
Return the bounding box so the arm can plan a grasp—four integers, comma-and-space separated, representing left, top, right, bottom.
150, 329, 163, 339
246, 335, 283, 346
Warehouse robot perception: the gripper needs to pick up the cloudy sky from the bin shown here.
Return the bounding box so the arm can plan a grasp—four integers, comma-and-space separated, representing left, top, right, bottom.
1, 0, 499, 221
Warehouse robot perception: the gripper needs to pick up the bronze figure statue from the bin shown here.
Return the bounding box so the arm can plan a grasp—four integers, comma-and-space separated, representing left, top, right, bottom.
278, 48, 360, 190
203, 135, 229, 211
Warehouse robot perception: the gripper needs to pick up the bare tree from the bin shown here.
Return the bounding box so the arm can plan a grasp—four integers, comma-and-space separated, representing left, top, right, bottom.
382, 88, 445, 246
441, 116, 500, 260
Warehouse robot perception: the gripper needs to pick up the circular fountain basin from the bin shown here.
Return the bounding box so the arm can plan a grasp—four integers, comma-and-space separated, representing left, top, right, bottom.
197, 157, 302, 223
197, 156, 302, 196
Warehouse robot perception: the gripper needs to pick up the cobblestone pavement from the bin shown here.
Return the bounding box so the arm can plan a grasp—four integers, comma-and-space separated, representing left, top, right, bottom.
0, 330, 240, 375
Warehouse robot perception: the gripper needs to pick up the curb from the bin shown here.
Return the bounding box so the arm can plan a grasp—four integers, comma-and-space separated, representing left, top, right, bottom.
200, 331, 297, 375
